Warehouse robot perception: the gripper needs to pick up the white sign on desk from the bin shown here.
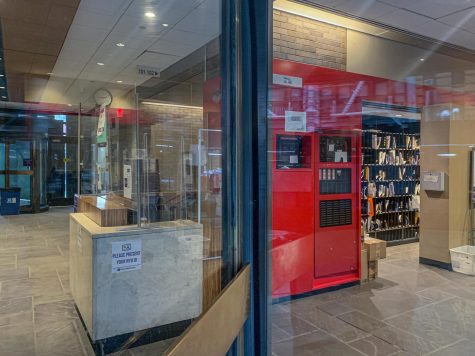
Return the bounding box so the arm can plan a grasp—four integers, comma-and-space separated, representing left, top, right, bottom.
112, 240, 142, 273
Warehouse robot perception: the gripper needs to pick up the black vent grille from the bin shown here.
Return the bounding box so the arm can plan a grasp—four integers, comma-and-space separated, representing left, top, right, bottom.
320, 199, 352, 227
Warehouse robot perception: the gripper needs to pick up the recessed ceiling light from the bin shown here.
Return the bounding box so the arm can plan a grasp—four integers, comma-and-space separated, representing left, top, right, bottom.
145, 12, 156, 18
395, 114, 402, 117
162, 23, 169, 27
0, 74, 4, 77
1, 96, 6, 99
97, 62, 105, 66
67, 104, 72, 107
116, 80, 123, 83
0, 86, 5, 89
116, 42, 125, 47
420, 58, 425, 61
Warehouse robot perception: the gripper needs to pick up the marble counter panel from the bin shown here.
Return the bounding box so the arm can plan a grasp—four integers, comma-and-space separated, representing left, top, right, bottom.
69, 214, 203, 341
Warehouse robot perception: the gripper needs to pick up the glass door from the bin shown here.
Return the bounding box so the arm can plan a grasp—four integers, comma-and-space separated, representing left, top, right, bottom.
47, 137, 78, 206
0, 139, 34, 212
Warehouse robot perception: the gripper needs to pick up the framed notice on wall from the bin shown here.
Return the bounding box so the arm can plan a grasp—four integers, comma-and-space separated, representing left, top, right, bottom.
285, 111, 306, 132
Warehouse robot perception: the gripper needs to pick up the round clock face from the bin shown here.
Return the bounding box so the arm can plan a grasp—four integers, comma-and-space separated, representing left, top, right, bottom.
94, 89, 113, 106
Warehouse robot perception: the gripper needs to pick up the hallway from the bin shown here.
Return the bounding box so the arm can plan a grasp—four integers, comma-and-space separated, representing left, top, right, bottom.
3, 208, 475, 355
0, 208, 174, 356
272, 243, 475, 356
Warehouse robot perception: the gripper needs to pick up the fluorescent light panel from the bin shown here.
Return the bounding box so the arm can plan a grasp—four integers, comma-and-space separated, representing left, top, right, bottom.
141, 101, 203, 110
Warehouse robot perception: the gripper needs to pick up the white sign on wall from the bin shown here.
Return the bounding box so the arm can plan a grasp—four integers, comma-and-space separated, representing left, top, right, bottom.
123, 164, 132, 199
285, 111, 307, 132
112, 240, 142, 273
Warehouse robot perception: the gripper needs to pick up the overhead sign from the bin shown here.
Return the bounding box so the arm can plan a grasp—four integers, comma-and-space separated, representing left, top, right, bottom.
112, 240, 142, 273
137, 65, 160, 77
273, 74, 303, 88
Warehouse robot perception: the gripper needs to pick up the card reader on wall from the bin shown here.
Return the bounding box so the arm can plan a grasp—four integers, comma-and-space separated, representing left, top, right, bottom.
421, 171, 445, 191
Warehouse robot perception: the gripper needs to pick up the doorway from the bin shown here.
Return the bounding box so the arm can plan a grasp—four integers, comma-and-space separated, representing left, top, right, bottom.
0, 139, 34, 212
47, 137, 78, 206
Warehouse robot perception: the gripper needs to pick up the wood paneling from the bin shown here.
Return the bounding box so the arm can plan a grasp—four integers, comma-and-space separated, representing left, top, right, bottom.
78, 195, 129, 227
0, 0, 80, 102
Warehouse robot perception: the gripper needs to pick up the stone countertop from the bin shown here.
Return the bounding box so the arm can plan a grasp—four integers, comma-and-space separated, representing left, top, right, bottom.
70, 213, 202, 239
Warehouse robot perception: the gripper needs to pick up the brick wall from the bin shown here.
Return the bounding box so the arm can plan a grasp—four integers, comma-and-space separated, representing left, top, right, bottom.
273, 9, 347, 70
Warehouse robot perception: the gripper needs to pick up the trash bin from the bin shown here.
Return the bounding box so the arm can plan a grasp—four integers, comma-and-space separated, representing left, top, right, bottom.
450, 245, 475, 275
0, 187, 21, 216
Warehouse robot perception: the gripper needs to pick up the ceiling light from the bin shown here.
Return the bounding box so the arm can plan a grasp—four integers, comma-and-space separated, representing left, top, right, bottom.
1, 96, 6, 99
67, 104, 72, 107
0, 86, 5, 89
437, 153, 456, 157
116, 80, 123, 83
395, 114, 402, 117
47, 72, 53, 75
141, 101, 203, 110
0, 74, 4, 77
97, 62, 105, 66
162, 23, 169, 27
145, 12, 156, 18
420, 58, 425, 61
116, 43, 125, 47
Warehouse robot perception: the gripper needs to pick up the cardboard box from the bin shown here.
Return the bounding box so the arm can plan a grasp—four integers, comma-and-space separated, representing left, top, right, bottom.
368, 260, 378, 280
364, 238, 387, 261
361, 249, 369, 283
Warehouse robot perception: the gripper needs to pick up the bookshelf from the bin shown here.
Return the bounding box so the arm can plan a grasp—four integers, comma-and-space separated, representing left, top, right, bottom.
361, 130, 421, 246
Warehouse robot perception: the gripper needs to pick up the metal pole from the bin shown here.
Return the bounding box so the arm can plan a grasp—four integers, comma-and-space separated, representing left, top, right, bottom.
198, 129, 202, 223
77, 103, 81, 197
135, 92, 142, 228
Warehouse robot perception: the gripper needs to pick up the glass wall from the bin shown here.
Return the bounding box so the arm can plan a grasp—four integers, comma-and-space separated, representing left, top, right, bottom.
269, 1, 475, 355
0, 0, 251, 354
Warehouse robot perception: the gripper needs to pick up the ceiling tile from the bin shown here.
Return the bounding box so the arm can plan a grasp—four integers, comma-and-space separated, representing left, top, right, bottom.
65, 24, 109, 43
0, 0, 51, 25
379, 0, 475, 19
374, 8, 432, 30
439, 7, 475, 33
46, 4, 78, 30
334, 0, 396, 18
72, 8, 118, 30
160, 29, 212, 46
30, 54, 57, 75
148, 39, 198, 57
174, 7, 220, 37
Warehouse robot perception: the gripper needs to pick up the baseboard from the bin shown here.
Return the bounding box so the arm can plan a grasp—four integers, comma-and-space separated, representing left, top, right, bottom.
75, 304, 191, 355
419, 256, 452, 271
272, 281, 359, 305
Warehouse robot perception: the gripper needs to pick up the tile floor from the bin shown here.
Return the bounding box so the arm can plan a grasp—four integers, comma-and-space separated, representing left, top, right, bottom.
0, 208, 174, 356
272, 242, 475, 356
2, 208, 475, 355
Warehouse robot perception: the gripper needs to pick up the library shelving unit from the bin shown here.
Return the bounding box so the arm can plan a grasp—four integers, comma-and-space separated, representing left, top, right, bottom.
361, 130, 421, 246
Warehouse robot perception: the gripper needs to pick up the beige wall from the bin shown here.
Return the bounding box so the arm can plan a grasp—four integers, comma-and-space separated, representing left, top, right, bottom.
420, 104, 475, 264
347, 30, 475, 88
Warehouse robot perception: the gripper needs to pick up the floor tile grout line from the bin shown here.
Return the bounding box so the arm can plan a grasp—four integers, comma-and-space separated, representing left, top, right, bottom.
422, 339, 466, 355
